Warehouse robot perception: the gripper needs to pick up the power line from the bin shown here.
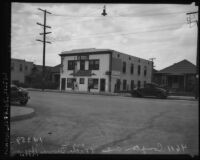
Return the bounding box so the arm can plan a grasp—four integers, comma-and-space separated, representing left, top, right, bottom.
49, 22, 187, 42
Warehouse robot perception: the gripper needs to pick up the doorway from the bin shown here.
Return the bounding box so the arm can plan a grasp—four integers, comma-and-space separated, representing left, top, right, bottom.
100, 79, 106, 92
61, 78, 66, 90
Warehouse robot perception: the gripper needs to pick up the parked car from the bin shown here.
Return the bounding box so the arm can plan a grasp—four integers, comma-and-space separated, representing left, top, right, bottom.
11, 84, 30, 105
131, 83, 168, 99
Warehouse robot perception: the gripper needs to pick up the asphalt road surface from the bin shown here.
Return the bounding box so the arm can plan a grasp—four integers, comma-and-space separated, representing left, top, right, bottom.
10, 91, 198, 155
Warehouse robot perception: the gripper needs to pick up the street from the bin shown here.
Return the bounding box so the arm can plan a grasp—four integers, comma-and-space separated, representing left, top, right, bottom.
10, 91, 198, 155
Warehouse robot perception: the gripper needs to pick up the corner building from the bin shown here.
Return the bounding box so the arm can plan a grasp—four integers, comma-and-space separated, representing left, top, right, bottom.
59, 48, 153, 93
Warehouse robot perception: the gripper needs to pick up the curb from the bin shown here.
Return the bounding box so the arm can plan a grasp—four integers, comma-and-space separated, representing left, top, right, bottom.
167, 97, 198, 101
11, 107, 35, 122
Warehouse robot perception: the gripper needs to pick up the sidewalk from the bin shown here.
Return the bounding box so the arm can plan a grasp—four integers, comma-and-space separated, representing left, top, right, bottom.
11, 106, 35, 121
26, 88, 198, 101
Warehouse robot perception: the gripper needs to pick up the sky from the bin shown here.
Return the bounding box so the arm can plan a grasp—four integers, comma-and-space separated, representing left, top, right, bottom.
11, 3, 198, 70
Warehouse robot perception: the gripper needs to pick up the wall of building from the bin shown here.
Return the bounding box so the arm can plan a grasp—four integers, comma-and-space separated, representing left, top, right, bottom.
110, 51, 153, 92
11, 59, 34, 84
60, 53, 110, 92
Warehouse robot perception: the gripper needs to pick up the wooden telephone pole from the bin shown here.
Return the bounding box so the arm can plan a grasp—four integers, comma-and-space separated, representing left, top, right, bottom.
186, 8, 198, 99
36, 8, 52, 91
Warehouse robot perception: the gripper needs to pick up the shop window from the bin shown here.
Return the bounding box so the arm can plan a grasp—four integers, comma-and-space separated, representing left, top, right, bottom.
123, 79, 127, 90
88, 78, 99, 89
67, 78, 76, 88
80, 78, 85, 84
138, 80, 141, 88
131, 80, 135, 90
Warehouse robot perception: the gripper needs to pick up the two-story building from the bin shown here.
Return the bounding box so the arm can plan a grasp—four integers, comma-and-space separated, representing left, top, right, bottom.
59, 48, 153, 93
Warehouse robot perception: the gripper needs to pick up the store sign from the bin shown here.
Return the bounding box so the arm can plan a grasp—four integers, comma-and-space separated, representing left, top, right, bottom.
77, 55, 89, 60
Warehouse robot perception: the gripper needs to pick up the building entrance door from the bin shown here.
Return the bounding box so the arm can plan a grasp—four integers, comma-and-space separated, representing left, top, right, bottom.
100, 79, 106, 92
61, 78, 66, 90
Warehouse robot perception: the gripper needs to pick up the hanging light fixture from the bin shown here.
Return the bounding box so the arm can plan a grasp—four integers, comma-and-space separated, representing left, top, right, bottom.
101, 5, 107, 16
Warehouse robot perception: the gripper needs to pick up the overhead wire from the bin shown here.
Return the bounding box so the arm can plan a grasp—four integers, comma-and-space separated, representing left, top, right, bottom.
49, 22, 187, 42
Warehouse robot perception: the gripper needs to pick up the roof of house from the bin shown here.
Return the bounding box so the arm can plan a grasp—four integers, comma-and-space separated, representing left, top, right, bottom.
157, 59, 196, 75
59, 48, 152, 62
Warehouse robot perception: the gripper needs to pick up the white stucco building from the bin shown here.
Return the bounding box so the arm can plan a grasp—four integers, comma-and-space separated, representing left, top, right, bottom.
59, 48, 153, 93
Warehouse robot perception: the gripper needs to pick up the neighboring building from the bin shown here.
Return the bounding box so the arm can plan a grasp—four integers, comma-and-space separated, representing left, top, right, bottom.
11, 58, 34, 84
59, 48, 153, 92
154, 59, 196, 92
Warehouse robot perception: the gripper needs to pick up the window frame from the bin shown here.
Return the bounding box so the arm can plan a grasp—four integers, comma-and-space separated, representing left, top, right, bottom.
19, 64, 23, 72
68, 60, 75, 70
123, 79, 127, 90
131, 63, 134, 74
79, 78, 85, 84
89, 59, 99, 70
122, 61, 126, 73
88, 78, 99, 89
138, 65, 141, 75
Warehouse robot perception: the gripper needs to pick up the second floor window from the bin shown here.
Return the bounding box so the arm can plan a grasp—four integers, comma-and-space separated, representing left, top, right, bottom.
25, 66, 28, 71
144, 66, 147, 76
131, 63, 134, 74
19, 64, 23, 72
89, 60, 99, 70
122, 61, 126, 73
138, 65, 141, 75
80, 60, 85, 70
68, 60, 75, 70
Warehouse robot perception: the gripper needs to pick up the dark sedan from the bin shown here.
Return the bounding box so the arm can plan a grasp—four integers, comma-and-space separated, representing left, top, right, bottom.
11, 84, 30, 105
132, 83, 168, 99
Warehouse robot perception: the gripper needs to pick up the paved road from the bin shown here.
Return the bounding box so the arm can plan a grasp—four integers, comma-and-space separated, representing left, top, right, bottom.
10, 91, 198, 155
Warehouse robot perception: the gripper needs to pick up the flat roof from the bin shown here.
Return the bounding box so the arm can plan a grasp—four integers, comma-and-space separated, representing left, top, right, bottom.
59, 48, 151, 62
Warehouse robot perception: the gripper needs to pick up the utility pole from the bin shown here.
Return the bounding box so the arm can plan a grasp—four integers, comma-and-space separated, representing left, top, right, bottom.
149, 58, 156, 83
36, 8, 52, 91
186, 9, 198, 99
